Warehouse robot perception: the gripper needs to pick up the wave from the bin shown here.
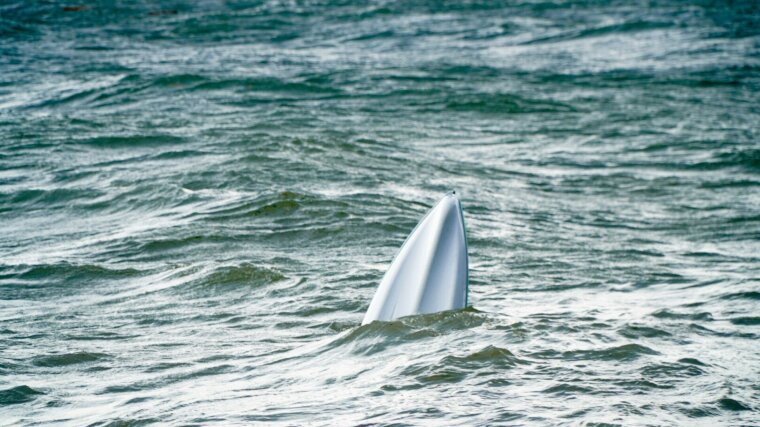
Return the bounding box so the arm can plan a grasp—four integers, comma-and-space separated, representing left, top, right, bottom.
32, 351, 109, 368
530, 343, 659, 361
521, 20, 673, 46
203, 263, 286, 287
445, 93, 576, 114
7, 263, 141, 282
0, 385, 44, 406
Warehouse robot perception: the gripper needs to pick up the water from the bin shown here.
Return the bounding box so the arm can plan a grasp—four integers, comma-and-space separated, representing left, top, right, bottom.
1, 0, 759, 425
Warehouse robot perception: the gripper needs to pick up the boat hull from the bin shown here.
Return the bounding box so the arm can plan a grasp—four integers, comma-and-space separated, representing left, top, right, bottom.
362, 193, 468, 324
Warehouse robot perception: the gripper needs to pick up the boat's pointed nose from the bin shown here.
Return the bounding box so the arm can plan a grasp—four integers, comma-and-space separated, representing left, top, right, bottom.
436, 192, 463, 222
362, 192, 469, 324
447, 191, 461, 206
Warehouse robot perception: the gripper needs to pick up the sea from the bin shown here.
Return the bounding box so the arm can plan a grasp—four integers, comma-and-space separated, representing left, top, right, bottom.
1, 1, 759, 425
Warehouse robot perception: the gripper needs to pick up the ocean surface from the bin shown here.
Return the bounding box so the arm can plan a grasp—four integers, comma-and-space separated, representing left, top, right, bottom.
1, 1, 759, 425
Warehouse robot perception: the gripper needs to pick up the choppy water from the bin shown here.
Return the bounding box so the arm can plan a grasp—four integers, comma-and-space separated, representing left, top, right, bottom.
1, 1, 759, 425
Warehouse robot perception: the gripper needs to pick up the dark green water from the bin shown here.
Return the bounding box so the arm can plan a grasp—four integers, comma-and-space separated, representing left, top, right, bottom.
1, 1, 759, 425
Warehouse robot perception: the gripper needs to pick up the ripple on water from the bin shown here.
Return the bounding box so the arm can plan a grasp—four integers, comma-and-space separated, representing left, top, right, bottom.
31, 351, 110, 368
11, 263, 142, 283
640, 361, 706, 379
729, 316, 760, 326
86, 417, 161, 426
717, 398, 753, 412
321, 308, 487, 356
389, 345, 526, 388
203, 263, 286, 287
617, 324, 673, 339
530, 344, 660, 362
72, 134, 185, 148
651, 309, 714, 321
1, 263, 144, 299
542, 383, 596, 396
0, 385, 44, 406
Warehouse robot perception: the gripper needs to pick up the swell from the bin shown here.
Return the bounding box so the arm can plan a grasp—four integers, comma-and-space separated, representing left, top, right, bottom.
0, 263, 143, 300
529, 344, 660, 361
444, 93, 577, 114
31, 351, 110, 368
0, 262, 142, 286
6, 72, 345, 112
0, 187, 105, 212
520, 20, 673, 45
0, 385, 44, 405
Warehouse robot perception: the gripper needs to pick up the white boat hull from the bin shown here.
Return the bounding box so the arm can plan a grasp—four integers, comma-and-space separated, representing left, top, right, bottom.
362, 193, 468, 324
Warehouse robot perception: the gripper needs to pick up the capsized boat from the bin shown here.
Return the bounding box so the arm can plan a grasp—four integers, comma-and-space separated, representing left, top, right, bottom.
362, 192, 468, 324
